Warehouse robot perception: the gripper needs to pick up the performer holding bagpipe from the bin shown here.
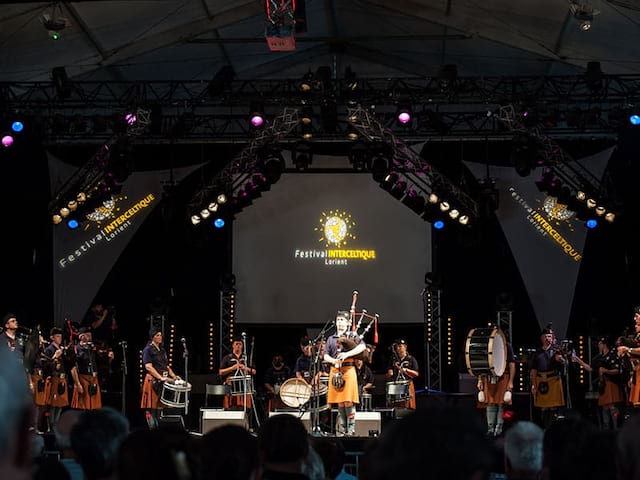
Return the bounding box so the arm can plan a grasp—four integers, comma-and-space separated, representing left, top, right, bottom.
323, 290, 379, 436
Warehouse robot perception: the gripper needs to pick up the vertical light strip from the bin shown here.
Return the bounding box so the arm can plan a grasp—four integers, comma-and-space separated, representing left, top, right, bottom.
446, 316, 453, 365
517, 346, 525, 392
426, 290, 432, 342
169, 323, 175, 365
209, 321, 215, 371
578, 335, 585, 384
139, 350, 144, 386
229, 291, 235, 343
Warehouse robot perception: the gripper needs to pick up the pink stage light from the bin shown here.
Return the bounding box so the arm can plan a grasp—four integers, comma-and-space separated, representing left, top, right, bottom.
250, 114, 264, 127
1, 135, 14, 147
397, 111, 411, 124
125, 113, 137, 125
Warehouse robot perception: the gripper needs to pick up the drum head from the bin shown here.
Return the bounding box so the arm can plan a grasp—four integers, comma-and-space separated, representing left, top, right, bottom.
491, 329, 507, 377
279, 378, 311, 408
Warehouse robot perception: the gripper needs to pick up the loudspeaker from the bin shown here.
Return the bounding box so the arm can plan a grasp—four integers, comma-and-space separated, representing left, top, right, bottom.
268, 411, 312, 432
201, 409, 247, 434
353, 411, 381, 437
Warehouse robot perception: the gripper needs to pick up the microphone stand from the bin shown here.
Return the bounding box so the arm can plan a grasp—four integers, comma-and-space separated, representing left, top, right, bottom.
182, 339, 189, 416
120, 341, 127, 415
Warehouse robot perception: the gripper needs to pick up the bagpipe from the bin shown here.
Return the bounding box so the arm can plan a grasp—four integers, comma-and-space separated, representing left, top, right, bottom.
337, 290, 380, 361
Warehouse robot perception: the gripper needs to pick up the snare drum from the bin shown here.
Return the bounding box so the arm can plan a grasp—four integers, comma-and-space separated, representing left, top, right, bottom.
229, 375, 255, 396
385, 380, 410, 404
360, 393, 372, 411
279, 378, 312, 408
160, 380, 192, 408
465, 327, 507, 377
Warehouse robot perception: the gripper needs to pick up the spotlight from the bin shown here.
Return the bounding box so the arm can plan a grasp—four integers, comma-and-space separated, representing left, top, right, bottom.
630, 114, 640, 126
428, 193, 439, 204
67, 200, 78, 211
217, 194, 227, 204
208, 203, 219, 212
299, 71, 314, 92
11, 121, 23, 133
213, 218, 225, 229
371, 155, 390, 183
595, 206, 606, 216
249, 101, 265, 128
52, 214, 62, 225
459, 215, 470, 225
260, 148, 285, 184
200, 209, 211, 219
433, 220, 445, 230
1, 134, 14, 147
349, 142, 370, 171
77, 192, 86, 202
191, 215, 201, 225
300, 122, 313, 140
66, 218, 79, 230
605, 212, 615, 222
569, 2, 599, 31
585, 219, 598, 229
586, 198, 597, 208
396, 101, 412, 125
448, 209, 460, 220
439, 201, 450, 212
59, 207, 70, 218
390, 180, 407, 199
301, 106, 313, 125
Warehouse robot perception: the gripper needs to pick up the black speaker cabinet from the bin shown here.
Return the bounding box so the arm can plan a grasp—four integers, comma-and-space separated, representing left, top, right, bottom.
200, 409, 248, 434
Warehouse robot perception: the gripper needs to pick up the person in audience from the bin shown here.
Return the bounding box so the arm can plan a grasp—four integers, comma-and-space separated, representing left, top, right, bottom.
258, 412, 311, 480
70, 407, 129, 480
542, 412, 596, 480
54, 409, 84, 480
200, 424, 258, 480
311, 437, 356, 480
364, 404, 494, 480
0, 346, 33, 480
503, 420, 543, 479
616, 412, 640, 480
118, 427, 199, 480
302, 447, 326, 480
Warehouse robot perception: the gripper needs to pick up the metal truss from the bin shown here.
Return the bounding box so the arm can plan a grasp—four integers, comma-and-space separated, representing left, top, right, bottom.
348, 105, 478, 218
424, 287, 443, 392
496, 310, 513, 345
219, 287, 236, 365
2, 74, 638, 144
188, 107, 300, 216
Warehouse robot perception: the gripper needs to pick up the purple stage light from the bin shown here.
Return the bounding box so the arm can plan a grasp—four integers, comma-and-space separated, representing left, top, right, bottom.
250, 114, 264, 127
397, 111, 411, 124
125, 113, 137, 125
1, 135, 14, 147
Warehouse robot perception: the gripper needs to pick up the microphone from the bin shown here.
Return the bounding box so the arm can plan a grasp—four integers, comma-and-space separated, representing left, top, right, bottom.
181, 337, 186, 344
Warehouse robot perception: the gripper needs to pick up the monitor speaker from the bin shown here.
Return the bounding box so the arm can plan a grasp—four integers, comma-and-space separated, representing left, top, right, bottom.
201, 409, 248, 434
353, 411, 381, 437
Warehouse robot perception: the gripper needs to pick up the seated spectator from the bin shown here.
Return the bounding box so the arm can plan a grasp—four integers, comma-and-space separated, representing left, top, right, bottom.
0, 346, 33, 480
199, 424, 258, 480
617, 413, 640, 480
70, 407, 129, 480
364, 404, 495, 480
54, 409, 84, 480
258, 413, 311, 480
503, 421, 543, 479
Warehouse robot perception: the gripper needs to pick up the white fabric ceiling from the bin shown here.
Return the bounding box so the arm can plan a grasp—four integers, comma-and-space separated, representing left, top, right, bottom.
1, 0, 639, 83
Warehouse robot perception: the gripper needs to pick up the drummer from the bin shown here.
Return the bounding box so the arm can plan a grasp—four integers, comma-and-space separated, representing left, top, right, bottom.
355, 358, 374, 411
386, 339, 419, 410
140, 327, 180, 429
219, 336, 256, 410
263, 353, 292, 413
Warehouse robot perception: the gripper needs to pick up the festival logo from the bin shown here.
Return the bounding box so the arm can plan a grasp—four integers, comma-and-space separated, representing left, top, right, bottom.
294, 209, 376, 266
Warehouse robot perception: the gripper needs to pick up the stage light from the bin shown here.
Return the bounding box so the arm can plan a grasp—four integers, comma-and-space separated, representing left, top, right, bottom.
630, 114, 640, 126
595, 206, 606, 216
349, 141, 370, 171
217, 194, 227, 204
125, 112, 137, 125
11, 121, 23, 133
261, 149, 285, 184
586, 198, 597, 208
299, 71, 314, 92
390, 180, 407, 199
448, 209, 460, 220
396, 101, 412, 125
439, 201, 450, 212
605, 212, 615, 222
208, 203, 218, 212
77, 192, 86, 202
576, 191, 586, 201
301, 106, 313, 125
66, 219, 79, 230
67, 200, 78, 211
52, 214, 62, 225
191, 215, 201, 225
428, 193, 439, 204
249, 102, 265, 128
293, 141, 313, 171
1, 134, 14, 147
585, 219, 598, 229
59, 207, 70, 218
459, 215, 470, 225
214, 218, 225, 228
370, 155, 389, 183
200, 209, 211, 219
433, 220, 445, 230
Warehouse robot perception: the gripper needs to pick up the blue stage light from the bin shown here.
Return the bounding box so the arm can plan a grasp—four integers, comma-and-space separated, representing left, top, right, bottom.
585, 219, 598, 229
433, 220, 445, 230
11, 121, 24, 133
67, 219, 79, 230
213, 218, 225, 228
630, 115, 640, 126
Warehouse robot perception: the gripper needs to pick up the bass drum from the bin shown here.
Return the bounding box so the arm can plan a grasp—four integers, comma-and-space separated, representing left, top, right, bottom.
465, 327, 507, 377
279, 378, 312, 409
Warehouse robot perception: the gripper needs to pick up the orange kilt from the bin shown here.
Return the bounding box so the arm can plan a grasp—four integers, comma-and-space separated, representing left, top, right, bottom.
31, 372, 49, 406
598, 377, 624, 406
140, 374, 162, 409
479, 374, 512, 405
71, 374, 102, 410
327, 365, 359, 405
48, 376, 69, 408
534, 372, 564, 409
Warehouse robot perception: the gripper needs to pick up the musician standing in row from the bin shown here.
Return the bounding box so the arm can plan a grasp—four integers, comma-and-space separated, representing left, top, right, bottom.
355, 358, 374, 411
0, 313, 24, 363
592, 336, 624, 429
386, 339, 419, 410
477, 341, 515, 436
616, 309, 640, 407
71, 327, 106, 410
42, 327, 71, 430
141, 328, 180, 429
529, 325, 565, 428
219, 337, 256, 410
324, 310, 365, 436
